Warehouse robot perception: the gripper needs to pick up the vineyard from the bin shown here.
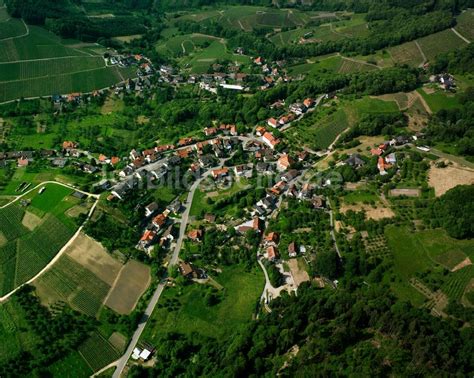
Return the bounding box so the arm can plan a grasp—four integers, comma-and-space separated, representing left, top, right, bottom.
442, 265, 473, 302
78, 332, 120, 372
35, 255, 111, 317
0, 184, 85, 296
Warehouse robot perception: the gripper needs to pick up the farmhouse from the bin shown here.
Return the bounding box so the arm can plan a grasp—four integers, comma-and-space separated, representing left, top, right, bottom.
277, 154, 294, 171
262, 132, 280, 149
266, 246, 279, 261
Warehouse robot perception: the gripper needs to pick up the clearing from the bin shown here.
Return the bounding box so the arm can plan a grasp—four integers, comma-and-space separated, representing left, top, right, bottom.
428, 163, 474, 196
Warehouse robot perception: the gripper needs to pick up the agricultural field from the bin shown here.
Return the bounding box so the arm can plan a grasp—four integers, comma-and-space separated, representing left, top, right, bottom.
141, 266, 263, 343
454, 9, 474, 41
385, 226, 474, 306
0, 183, 86, 297
388, 41, 424, 67
417, 87, 461, 112
179, 40, 250, 73
417, 28, 468, 62
0, 23, 136, 103
156, 33, 221, 57
174, 6, 312, 32
78, 332, 120, 373
34, 232, 151, 317
289, 55, 377, 77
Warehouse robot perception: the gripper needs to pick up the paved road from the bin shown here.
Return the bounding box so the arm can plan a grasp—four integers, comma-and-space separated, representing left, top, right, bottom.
111, 159, 230, 378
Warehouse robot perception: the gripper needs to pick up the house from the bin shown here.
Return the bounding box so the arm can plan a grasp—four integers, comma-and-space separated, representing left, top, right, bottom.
261, 195, 277, 210
255, 126, 266, 136
51, 158, 67, 168
278, 114, 294, 126
230, 124, 238, 136
345, 154, 365, 168
145, 202, 159, 217
204, 127, 217, 136
178, 137, 193, 147
267, 118, 278, 128
17, 157, 29, 167
299, 183, 312, 200
254, 57, 263, 65
265, 232, 279, 247
234, 164, 249, 176
62, 141, 78, 151
160, 225, 175, 247
281, 169, 299, 182
111, 156, 120, 165
138, 230, 157, 250
167, 200, 182, 214
371, 148, 384, 156
199, 155, 215, 168
297, 151, 309, 162
204, 213, 216, 223
266, 246, 279, 261
111, 179, 135, 200
286, 184, 298, 198
289, 103, 305, 115
303, 98, 315, 108
253, 217, 264, 233
439, 73, 455, 90
132, 157, 145, 169
277, 154, 294, 171
377, 157, 392, 175
262, 132, 280, 149
270, 180, 286, 196
176, 148, 192, 159
312, 196, 325, 209
256, 162, 272, 174
179, 261, 205, 279
152, 213, 168, 229
288, 241, 297, 257
385, 152, 397, 164
211, 167, 229, 180
134, 170, 147, 181
188, 228, 203, 242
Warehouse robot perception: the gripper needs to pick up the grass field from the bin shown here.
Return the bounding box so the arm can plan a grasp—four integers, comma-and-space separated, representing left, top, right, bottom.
455, 10, 474, 41
0, 183, 81, 296
417, 29, 468, 61
48, 351, 93, 378
385, 226, 474, 305
141, 265, 263, 342
289, 55, 377, 76
417, 87, 461, 112
156, 33, 220, 57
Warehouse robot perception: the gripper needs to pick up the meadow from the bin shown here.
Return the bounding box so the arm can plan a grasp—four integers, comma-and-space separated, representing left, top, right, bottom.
141, 266, 263, 343
385, 226, 474, 306
0, 183, 81, 296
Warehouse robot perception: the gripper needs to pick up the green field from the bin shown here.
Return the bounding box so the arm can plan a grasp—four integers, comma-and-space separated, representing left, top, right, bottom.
0, 183, 80, 296
78, 332, 120, 372
0, 23, 136, 102
156, 33, 221, 57
417, 87, 461, 112
0, 8, 27, 40
289, 55, 377, 76
455, 10, 474, 41
417, 28, 468, 61
385, 226, 474, 305
48, 351, 93, 378
141, 266, 263, 342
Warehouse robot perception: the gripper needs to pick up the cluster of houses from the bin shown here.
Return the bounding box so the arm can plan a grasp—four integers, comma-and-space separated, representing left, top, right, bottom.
266, 98, 315, 129
262, 231, 307, 261
429, 73, 456, 91
136, 199, 182, 254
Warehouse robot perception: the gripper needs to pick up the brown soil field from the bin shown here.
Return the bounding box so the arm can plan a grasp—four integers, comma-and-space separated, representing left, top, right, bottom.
66, 233, 122, 286
340, 203, 395, 220
452, 257, 472, 272
105, 260, 151, 315
22, 210, 43, 230
288, 259, 310, 287
66, 204, 90, 218
428, 163, 474, 196
389, 188, 421, 197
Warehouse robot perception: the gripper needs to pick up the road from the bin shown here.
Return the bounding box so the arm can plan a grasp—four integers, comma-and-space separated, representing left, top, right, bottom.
111, 159, 229, 378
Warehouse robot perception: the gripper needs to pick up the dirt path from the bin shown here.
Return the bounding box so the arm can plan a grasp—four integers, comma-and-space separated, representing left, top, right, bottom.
451, 27, 471, 44
340, 55, 382, 70
0, 18, 29, 42
414, 40, 427, 67
413, 89, 432, 115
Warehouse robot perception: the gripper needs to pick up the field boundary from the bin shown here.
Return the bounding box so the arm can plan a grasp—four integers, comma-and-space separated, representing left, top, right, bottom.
0, 18, 28, 41
451, 27, 471, 44
0, 181, 99, 302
